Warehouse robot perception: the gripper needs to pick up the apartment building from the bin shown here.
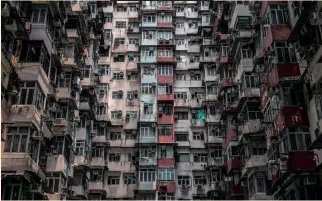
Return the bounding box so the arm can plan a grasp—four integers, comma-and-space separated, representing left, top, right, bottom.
2, 0, 322, 201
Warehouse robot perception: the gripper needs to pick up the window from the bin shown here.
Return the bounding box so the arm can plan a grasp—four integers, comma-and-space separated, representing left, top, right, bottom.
243, 73, 259, 88
158, 169, 175, 181
140, 169, 155, 182
275, 42, 297, 63
179, 153, 190, 162
193, 132, 204, 140
283, 127, 311, 152
140, 126, 155, 137
127, 91, 138, 100
176, 22, 184, 28
315, 95, 322, 119
207, 84, 218, 94
194, 176, 207, 185
95, 126, 105, 136
128, 38, 139, 45
111, 111, 122, 119
128, 71, 138, 81
4, 127, 29, 153
18, 82, 45, 111
96, 104, 107, 115
75, 141, 86, 156
211, 170, 221, 182
248, 173, 266, 198
188, 22, 198, 29
143, 31, 156, 39
247, 106, 261, 120
158, 30, 172, 40
189, 55, 200, 62
125, 111, 138, 122
158, 49, 173, 57
207, 66, 216, 76
141, 83, 156, 94
110, 132, 121, 140
47, 173, 66, 193
221, 45, 229, 57
129, 6, 137, 12
174, 111, 188, 120
158, 84, 172, 95
143, 15, 156, 23
90, 170, 103, 182
210, 147, 222, 159
98, 65, 109, 76
193, 153, 207, 162
107, 176, 120, 185
112, 72, 124, 79
81, 66, 91, 78
109, 153, 121, 162
158, 125, 172, 136
62, 45, 74, 58
158, 65, 173, 75
31, 4, 47, 24
142, 49, 156, 57
269, 5, 289, 24
143, 66, 154, 75
178, 176, 190, 186
191, 90, 205, 99
175, 132, 189, 141
174, 92, 187, 99
241, 48, 252, 58
252, 141, 267, 155
175, 39, 185, 45
158, 15, 172, 22
124, 173, 136, 184
159, 104, 173, 115
117, 6, 127, 12
116, 21, 126, 28
143, 103, 153, 115
190, 73, 201, 80
125, 131, 137, 140
112, 91, 123, 99
113, 55, 125, 62
175, 73, 186, 80
115, 38, 125, 45
92, 147, 103, 157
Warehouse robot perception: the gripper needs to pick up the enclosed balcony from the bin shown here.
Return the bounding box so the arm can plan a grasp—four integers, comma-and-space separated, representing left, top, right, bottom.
158, 125, 175, 143
141, 1, 157, 11
141, 48, 157, 63
142, 15, 157, 27
273, 106, 309, 136
226, 156, 241, 175
241, 155, 266, 178
139, 181, 157, 191
157, 51, 174, 63
1, 153, 46, 181
139, 131, 157, 143
158, 104, 174, 124
157, 85, 174, 101
268, 151, 317, 195
268, 63, 301, 88
139, 157, 157, 166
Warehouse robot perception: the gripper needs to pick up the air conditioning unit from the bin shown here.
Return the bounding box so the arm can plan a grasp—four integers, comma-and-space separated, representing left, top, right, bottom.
304, 176, 316, 185
2, 3, 10, 17
4, 19, 18, 32
99, 123, 105, 127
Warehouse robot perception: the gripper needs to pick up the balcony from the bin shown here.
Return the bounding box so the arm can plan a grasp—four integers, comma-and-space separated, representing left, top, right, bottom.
56, 88, 80, 108
175, 27, 186, 35
16, 62, 55, 95
9, 105, 42, 130
112, 44, 127, 53
141, 4, 157, 11
219, 78, 235, 91
141, 73, 157, 83
262, 25, 292, 49
208, 157, 224, 167
127, 26, 140, 34
268, 63, 301, 88
188, 45, 200, 53
157, 22, 173, 28
108, 161, 136, 172
273, 106, 309, 136
52, 118, 73, 138
268, 151, 317, 194
238, 120, 261, 138
139, 181, 156, 191
226, 157, 241, 175
71, 185, 88, 199
158, 39, 174, 46
89, 181, 105, 194
157, 94, 174, 101
90, 157, 107, 168
123, 120, 138, 130
158, 135, 175, 144
95, 114, 109, 122
141, 38, 158, 46
157, 56, 174, 63
176, 61, 188, 70
139, 136, 157, 143
141, 56, 157, 63
158, 75, 173, 84
239, 87, 260, 100
241, 155, 266, 178
235, 59, 254, 81
142, 21, 157, 27
223, 129, 237, 149
158, 114, 174, 124
158, 158, 175, 168
200, 56, 217, 63
110, 118, 124, 126
187, 60, 200, 69
206, 113, 221, 123
46, 155, 68, 173
127, 44, 139, 52
29, 24, 54, 55
157, 181, 176, 193
139, 157, 157, 166
191, 119, 205, 127
174, 99, 190, 107
229, 185, 243, 197
104, 22, 113, 30
74, 155, 89, 167
1, 153, 46, 181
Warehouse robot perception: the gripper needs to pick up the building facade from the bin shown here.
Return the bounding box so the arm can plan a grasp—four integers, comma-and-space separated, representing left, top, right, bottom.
1, 0, 322, 200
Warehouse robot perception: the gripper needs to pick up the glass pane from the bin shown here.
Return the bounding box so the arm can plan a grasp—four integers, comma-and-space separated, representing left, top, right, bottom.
39, 9, 47, 24
12, 135, 20, 152
4, 135, 12, 152
271, 10, 278, 24
32, 9, 40, 23
12, 185, 20, 200
20, 89, 27, 104
27, 89, 34, 104
20, 135, 27, 152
